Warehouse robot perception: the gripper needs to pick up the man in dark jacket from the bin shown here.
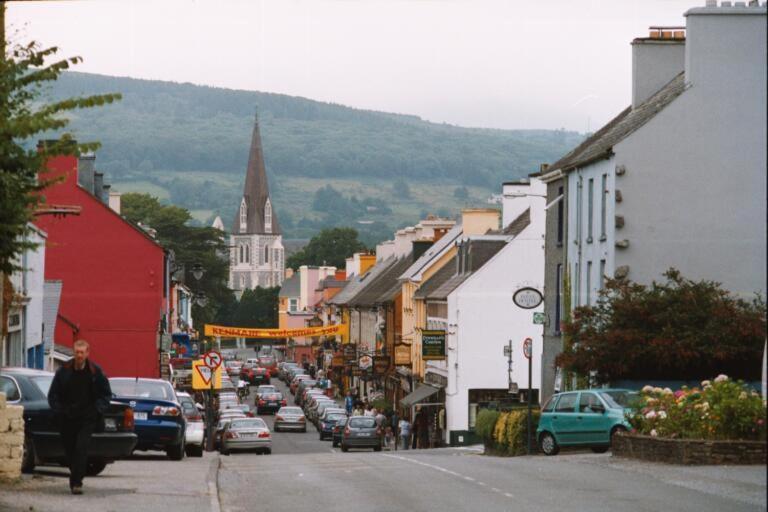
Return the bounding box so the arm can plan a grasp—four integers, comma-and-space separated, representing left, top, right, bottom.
48, 339, 112, 495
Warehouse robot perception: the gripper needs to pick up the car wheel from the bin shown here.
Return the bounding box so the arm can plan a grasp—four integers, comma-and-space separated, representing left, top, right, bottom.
374, 445, 382, 452
591, 446, 609, 454
332, 440, 339, 448
21, 434, 36, 474
539, 432, 560, 456
186, 444, 204, 457
264, 448, 272, 455
167, 439, 186, 461
221, 446, 230, 455
85, 460, 108, 476
341, 444, 349, 452
274, 426, 280, 433
302, 427, 307, 433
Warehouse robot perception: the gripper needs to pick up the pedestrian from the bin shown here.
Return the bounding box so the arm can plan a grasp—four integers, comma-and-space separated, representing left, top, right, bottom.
390, 409, 400, 449
398, 417, 411, 450
47, 339, 112, 495
345, 391, 354, 415
416, 406, 429, 449
384, 425, 394, 450
375, 409, 386, 428
364, 406, 374, 417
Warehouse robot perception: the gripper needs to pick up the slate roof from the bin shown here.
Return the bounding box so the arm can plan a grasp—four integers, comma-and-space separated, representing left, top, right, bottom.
426, 240, 507, 301
232, 115, 281, 235
400, 223, 463, 282
543, 72, 686, 174
414, 256, 457, 299
279, 273, 300, 298
487, 208, 531, 237
350, 255, 413, 306
329, 257, 397, 306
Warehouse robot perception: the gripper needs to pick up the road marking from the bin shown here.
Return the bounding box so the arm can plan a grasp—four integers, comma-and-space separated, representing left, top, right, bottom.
382, 454, 513, 499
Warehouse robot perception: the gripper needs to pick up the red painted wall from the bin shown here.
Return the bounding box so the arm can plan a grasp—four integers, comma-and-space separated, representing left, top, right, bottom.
35, 154, 166, 378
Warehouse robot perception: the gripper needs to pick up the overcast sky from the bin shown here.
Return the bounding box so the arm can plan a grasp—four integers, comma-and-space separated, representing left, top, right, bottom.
8, 0, 695, 132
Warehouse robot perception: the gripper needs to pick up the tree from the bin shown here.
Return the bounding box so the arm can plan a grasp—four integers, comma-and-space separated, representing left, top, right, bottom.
121, 193, 231, 327
286, 227, 367, 269
453, 186, 469, 200
0, 34, 121, 274
392, 179, 411, 199
226, 287, 279, 330
556, 269, 766, 383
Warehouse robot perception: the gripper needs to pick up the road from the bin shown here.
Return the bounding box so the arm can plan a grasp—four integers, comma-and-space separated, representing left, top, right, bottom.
2, 352, 765, 512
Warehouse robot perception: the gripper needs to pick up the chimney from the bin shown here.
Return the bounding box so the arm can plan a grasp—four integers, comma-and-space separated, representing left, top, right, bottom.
285, 268, 295, 279
77, 153, 96, 193
376, 240, 395, 261
412, 240, 434, 261
461, 208, 500, 235
93, 172, 105, 202
631, 27, 685, 108
108, 191, 122, 214
345, 257, 355, 278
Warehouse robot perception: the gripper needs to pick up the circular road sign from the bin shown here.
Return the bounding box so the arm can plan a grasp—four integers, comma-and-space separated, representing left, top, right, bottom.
523, 338, 533, 360
204, 350, 223, 370
513, 287, 543, 309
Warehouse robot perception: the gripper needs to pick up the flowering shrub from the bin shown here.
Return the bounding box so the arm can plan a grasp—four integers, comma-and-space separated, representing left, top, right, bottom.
479, 409, 540, 456
628, 375, 766, 441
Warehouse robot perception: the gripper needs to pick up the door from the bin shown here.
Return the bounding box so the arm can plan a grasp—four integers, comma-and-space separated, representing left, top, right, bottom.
550, 392, 579, 444
576, 392, 610, 444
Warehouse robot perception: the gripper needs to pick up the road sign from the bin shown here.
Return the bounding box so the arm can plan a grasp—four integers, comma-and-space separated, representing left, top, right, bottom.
192, 360, 222, 390
533, 312, 545, 325
508, 381, 519, 394
203, 350, 222, 370
503, 345, 512, 357
523, 337, 533, 359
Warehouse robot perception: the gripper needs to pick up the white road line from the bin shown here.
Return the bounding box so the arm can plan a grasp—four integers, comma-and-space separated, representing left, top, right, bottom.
382, 454, 512, 499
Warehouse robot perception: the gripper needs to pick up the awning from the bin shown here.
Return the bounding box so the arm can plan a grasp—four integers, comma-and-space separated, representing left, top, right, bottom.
399, 383, 440, 408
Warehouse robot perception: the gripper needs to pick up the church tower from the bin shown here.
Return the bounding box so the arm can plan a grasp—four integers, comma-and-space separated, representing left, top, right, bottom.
229, 115, 284, 293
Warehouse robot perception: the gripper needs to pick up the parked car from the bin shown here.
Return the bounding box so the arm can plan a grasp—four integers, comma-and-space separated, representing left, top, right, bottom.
340, 416, 383, 452
2, 367, 137, 476
290, 374, 312, 395
314, 403, 344, 428
176, 391, 204, 457
223, 403, 255, 418
274, 406, 307, 433
536, 389, 637, 456
295, 381, 319, 406
279, 362, 299, 382
256, 392, 287, 415
307, 397, 336, 425
220, 418, 272, 455
109, 377, 187, 460
298, 388, 325, 409
318, 412, 348, 441
215, 414, 245, 450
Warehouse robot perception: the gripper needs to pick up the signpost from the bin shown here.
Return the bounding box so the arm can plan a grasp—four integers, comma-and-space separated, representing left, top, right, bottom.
505, 339, 518, 395
193, 349, 224, 452
533, 312, 545, 325
422, 330, 446, 361
523, 337, 533, 455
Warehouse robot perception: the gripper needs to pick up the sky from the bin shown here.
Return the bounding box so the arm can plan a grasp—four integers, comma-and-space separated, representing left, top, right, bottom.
7, 0, 696, 132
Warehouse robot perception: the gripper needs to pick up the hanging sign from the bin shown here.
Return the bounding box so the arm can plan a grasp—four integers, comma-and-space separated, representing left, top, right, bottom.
422, 330, 446, 361
513, 287, 543, 309
204, 323, 349, 339
394, 344, 412, 365
359, 355, 373, 370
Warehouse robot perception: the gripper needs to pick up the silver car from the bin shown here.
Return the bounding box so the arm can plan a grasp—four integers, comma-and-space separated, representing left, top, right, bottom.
221, 418, 272, 455
274, 406, 307, 432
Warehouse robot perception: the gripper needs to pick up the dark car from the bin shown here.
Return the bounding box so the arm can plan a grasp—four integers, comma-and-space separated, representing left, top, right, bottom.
257, 355, 277, 377
295, 380, 318, 406
318, 413, 348, 441
1, 367, 137, 476
109, 378, 186, 460
256, 392, 287, 415
340, 416, 383, 452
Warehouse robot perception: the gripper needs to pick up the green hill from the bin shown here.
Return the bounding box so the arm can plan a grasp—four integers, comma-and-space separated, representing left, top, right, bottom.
49, 72, 583, 242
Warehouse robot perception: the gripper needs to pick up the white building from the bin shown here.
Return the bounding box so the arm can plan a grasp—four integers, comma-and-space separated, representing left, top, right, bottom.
3, 225, 46, 368
229, 116, 285, 294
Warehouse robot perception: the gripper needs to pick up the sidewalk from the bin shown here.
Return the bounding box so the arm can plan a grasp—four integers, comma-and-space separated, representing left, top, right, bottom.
0, 451, 220, 512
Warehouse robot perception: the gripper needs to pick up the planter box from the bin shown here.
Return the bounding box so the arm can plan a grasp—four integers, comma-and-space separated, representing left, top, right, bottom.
613, 433, 767, 465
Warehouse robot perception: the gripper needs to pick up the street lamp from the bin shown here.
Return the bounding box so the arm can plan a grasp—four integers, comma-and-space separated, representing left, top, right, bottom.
191, 263, 205, 281
195, 292, 208, 307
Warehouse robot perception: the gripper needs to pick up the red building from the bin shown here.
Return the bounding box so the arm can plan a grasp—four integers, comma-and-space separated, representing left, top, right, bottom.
35, 150, 168, 378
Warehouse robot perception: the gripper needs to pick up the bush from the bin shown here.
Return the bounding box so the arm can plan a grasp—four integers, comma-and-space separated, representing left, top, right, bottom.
371, 397, 392, 413
475, 409, 500, 445
628, 375, 766, 441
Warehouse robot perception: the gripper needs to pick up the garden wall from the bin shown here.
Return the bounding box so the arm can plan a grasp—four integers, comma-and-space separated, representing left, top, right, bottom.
0, 392, 24, 480
613, 433, 766, 465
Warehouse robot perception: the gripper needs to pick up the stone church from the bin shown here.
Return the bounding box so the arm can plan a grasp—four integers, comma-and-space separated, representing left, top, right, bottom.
228, 116, 284, 293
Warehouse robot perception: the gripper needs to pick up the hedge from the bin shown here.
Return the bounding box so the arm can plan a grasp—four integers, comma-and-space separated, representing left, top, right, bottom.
477, 408, 540, 456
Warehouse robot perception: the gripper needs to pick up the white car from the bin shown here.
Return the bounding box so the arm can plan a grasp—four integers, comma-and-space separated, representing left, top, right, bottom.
176, 391, 204, 457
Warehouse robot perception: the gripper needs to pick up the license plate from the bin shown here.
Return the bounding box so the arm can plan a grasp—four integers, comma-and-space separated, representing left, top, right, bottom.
134, 412, 147, 420
268, 402, 277, 406
104, 418, 117, 431
358, 432, 371, 437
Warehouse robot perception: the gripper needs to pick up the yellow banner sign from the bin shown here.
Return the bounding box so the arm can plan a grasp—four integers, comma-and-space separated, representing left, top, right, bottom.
204, 323, 349, 339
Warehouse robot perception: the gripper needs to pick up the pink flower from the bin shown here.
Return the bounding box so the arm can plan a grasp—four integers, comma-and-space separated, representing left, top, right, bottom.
714, 374, 729, 383
758, 419, 764, 426
674, 390, 685, 399
645, 410, 657, 420
650, 429, 658, 437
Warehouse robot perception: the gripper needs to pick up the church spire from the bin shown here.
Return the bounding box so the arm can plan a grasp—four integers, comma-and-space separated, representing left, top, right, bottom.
232, 112, 281, 235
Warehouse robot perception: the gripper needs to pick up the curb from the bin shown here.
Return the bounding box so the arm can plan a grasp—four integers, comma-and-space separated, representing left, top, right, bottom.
206, 453, 221, 512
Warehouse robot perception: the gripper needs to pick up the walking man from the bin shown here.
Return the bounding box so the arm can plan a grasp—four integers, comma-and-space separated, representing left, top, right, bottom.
398, 417, 411, 450
48, 339, 112, 495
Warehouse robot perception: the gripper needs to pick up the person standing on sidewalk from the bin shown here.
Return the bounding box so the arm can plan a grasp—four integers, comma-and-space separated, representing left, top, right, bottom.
48, 339, 112, 495
398, 417, 411, 450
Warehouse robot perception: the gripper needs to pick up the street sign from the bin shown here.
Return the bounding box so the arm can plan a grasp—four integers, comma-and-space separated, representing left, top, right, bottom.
523, 337, 533, 359
192, 360, 222, 390
513, 287, 543, 309
203, 350, 223, 370
508, 381, 519, 394
533, 312, 545, 325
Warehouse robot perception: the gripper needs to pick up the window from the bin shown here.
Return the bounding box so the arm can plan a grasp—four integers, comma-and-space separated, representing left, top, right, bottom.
556, 186, 564, 244
574, 262, 580, 307
575, 177, 583, 244
289, 298, 298, 312
554, 393, 578, 413
542, 395, 557, 412
239, 199, 247, 231
587, 178, 594, 242
264, 245, 269, 263
244, 243, 250, 263
0, 376, 21, 401
586, 261, 592, 306
599, 259, 606, 291
555, 264, 563, 333
600, 174, 607, 240
579, 392, 602, 413
264, 199, 272, 234
239, 244, 244, 263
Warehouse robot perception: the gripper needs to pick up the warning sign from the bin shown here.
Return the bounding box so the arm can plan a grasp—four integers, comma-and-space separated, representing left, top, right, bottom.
192, 360, 222, 390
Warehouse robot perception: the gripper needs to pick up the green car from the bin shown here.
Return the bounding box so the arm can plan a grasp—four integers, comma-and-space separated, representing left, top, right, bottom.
536, 389, 637, 456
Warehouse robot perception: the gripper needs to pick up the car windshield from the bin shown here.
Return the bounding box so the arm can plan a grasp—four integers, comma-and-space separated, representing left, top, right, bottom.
349, 417, 376, 428
110, 379, 175, 400
29, 375, 54, 396
279, 407, 302, 415
258, 386, 276, 393
327, 414, 347, 422
231, 418, 267, 430
600, 391, 640, 409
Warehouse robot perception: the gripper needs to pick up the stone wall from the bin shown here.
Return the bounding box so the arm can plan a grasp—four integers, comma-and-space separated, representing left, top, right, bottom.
0, 392, 24, 481
613, 433, 767, 465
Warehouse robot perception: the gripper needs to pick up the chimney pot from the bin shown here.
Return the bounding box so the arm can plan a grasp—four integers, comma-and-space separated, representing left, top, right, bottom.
705, 0, 717, 6
721, 1, 732, 6
539, 163, 550, 173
